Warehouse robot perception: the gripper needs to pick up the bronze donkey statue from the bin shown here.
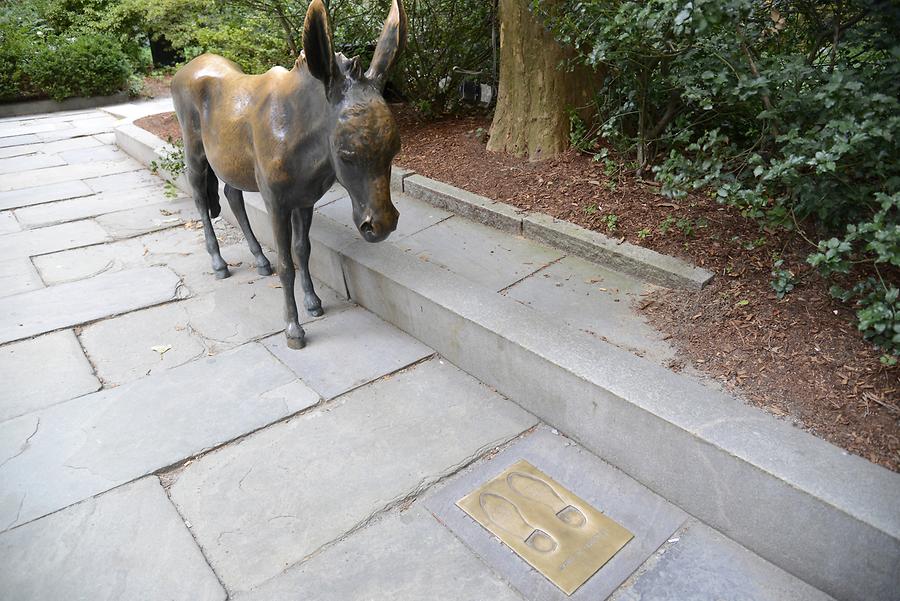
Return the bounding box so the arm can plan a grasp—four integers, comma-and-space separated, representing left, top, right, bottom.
171, 0, 406, 349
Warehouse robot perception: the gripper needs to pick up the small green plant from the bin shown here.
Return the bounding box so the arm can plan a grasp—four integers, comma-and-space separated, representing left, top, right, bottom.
603, 214, 618, 232
583, 203, 598, 216
770, 259, 796, 299
150, 137, 186, 181
637, 228, 651, 240
658, 215, 676, 235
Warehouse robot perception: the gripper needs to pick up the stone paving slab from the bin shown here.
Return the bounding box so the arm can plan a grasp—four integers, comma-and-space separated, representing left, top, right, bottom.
0, 119, 73, 138
95, 198, 195, 239
183, 276, 352, 353
0, 159, 141, 192
0, 342, 312, 530
0, 330, 101, 422
0, 210, 18, 234
0, 153, 66, 175
0, 257, 43, 298
316, 191, 452, 240
610, 520, 834, 601
78, 301, 208, 386
0, 265, 181, 344
262, 306, 433, 399
168, 357, 537, 593
0, 134, 40, 148
396, 215, 565, 291
0, 179, 93, 210
236, 505, 522, 601
57, 143, 128, 164
426, 427, 688, 601
0, 135, 103, 159
504, 255, 676, 365
13, 185, 167, 228
0, 477, 226, 601
0, 219, 109, 259
83, 168, 164, 193
32, 236, 150, 284
34, 119, 119, 143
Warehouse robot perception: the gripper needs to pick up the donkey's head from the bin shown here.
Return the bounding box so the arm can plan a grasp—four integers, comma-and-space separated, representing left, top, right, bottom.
303, 0, 406, 243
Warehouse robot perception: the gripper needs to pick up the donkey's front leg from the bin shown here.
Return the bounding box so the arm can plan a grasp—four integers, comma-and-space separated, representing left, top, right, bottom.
271, 206, 305, 349
291, 207, 323, 317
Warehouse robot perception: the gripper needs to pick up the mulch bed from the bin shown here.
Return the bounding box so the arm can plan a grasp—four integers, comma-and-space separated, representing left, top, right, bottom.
136, 105, 899, 472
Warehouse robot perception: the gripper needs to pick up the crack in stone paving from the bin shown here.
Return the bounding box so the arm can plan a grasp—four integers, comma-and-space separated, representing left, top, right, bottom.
0, 417, 40, 469
245, 425, 539, 593
496, 254, 567, 295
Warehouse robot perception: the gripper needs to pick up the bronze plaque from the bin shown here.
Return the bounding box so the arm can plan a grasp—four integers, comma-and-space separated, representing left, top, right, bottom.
456, 459, 633, 595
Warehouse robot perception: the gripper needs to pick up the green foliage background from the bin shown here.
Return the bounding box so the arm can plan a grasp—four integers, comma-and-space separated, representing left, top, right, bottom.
534, 0, 899, 356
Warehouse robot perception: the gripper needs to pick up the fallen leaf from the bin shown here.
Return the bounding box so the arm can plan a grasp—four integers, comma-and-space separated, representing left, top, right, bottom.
151, 345, 172, 356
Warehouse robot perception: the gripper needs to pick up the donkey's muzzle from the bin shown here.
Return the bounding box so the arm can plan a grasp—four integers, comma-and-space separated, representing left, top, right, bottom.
358, 209, 399, 243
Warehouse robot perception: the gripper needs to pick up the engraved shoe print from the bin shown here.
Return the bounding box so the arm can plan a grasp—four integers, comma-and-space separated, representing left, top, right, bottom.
480, 492, 557, 553
507, 472, 587, 528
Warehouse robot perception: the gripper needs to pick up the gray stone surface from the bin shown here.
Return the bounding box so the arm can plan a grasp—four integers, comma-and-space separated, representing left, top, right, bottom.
0, 257, 43, 298
404, 174, 524, 234
83, 168, 160, 193
0, 179, 93, 210
316, 190, 452, 240
326, 222, 900, 601
0, 159, 140, 192
0, 210, 19, 234
0, 342, 312, 530
0, 477, 226, 601
34, 119, 118, 143
0, 135, 103, 159
611, 520, 834, 601
0, 119, 72, 138
504, 255, 676, 364
235, 506, 522, 601
32, 236, 151, 284
183, 276, 351, 353
95, 198, 195, 239
0, 266, 181, 344
58, 144, 127, 164
0, 330, 100, 421
426, 427, 688, 601
0, 92, 128, 119
524, 212, 713, 290
0, 152, 66, 175
262, 306, 432, 399
168, 358, 536, 593
396, 216, 564, 292
0, 134, 40, 148
14, 185, 166, 227
0, 219, 109, 258
78, 301, 208, 386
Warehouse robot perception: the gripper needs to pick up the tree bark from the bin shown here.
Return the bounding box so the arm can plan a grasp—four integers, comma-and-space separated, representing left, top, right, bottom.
487, 0, 596, 160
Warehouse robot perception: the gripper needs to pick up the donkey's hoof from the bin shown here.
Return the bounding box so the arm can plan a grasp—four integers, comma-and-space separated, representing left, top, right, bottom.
286, 334, 306, 350
257, 264, 273, 276
307, 306, 324, 317
214, 267, 231, 280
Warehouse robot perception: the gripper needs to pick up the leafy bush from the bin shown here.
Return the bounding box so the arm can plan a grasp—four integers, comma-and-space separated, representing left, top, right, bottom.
535, 0, 900, 355
28, 34, 132, 100
0, 24, 32, 100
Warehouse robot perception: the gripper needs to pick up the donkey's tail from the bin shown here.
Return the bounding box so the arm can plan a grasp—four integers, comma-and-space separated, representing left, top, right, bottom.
205, 164, 222, 219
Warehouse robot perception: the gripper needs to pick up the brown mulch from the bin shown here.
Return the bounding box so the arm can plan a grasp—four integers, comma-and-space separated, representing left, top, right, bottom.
135, 111, 181, 143
139, 74, 173, 99
137, 106, 900, 472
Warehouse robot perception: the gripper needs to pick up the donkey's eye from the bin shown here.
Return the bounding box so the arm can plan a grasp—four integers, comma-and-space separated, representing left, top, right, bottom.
339, 150, 357, 163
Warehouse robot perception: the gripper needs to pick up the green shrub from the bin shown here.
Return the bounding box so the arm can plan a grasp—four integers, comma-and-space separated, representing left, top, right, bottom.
28, 33, 132, 100
535, 0, 900, 355
0, 24, 32, 100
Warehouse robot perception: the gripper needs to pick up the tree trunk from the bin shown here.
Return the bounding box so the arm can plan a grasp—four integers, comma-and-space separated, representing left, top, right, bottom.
487, 0, 596, 160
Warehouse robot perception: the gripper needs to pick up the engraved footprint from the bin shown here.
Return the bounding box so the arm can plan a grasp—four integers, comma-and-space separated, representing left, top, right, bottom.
480, 492, 557, 553
507, 472, 587, 528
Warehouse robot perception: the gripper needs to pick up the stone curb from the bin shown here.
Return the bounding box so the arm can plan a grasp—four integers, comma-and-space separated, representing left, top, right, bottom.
116, 123, 900, 601
0, 93, 131, 119
398, 173, 713, 290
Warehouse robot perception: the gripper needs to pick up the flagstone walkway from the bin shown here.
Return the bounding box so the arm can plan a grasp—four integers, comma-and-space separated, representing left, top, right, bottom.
0, 105, 834, 600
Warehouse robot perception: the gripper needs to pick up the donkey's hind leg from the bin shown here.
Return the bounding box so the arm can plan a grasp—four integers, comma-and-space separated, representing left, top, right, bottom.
223, 184, 272, 276
186, 159, 229, 279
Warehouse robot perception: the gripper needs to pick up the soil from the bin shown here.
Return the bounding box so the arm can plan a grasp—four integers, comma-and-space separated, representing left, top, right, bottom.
139, 74, 174, 100
136, 106, 899, 472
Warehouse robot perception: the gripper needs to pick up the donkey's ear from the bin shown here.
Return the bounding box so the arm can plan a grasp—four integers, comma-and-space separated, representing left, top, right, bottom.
365, 0, 407, 89
303, 0, 338, 90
